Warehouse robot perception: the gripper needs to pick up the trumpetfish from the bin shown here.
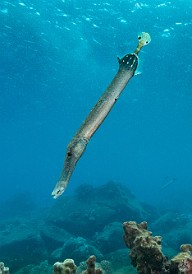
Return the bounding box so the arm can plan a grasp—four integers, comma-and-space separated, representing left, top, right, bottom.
52, 32, 151, 198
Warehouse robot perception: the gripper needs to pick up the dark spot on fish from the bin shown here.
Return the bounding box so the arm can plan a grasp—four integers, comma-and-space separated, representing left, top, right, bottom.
67, 152, 72, 157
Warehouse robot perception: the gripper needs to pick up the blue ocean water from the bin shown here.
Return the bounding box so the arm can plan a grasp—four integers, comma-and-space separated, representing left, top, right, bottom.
0, 0, 192, 209
1, 1, 192, 273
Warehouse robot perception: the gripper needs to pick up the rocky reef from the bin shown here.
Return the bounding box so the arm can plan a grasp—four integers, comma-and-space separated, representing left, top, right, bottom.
1, 182, 192, 273
0, 182, 146, 272
123, 220, 192, 273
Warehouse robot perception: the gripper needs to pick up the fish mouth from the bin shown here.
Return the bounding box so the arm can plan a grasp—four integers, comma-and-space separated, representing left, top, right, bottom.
51, 184, 65, 199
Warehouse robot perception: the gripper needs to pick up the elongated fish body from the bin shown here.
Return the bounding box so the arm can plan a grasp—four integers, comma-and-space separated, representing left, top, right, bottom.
52, 33, 151, 198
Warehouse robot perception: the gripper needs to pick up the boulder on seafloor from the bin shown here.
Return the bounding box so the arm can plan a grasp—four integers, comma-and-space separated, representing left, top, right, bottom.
151, 212, 190, 235
105, 248, 132, 271
14, 260, 52, 274
151, 214, 192, 251
46, 182, 146, 238
0, 217, 48, 271
93, 222, 125, 253
40, 225, 72, 252
0, 182, 148, 272
60, 237, 104, 264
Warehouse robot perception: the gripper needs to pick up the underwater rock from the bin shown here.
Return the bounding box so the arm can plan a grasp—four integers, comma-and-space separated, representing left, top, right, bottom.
105, 249, 131, 271
81, 255, 102, 274
160, 220, 192, 250
123, 221, 192, 274
61, 237, 103, 264
14, 260, 52, 274
40, 225, 72, 252
94, 222, 124, 253
151, 212, 189, 235
51, 247, 63, 262
170, 244, 192, 273
0, 182, 149, 272
0, 217, 48, 271
99, 260, 112, 274
47, 182, 146, 237
123, 221, 168, 273
53, 259, 77, 274
0, 262, 9, 274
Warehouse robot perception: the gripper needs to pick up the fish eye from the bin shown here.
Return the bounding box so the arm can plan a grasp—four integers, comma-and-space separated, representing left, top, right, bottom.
146, 41, 148, 44
138, 36, 141, 40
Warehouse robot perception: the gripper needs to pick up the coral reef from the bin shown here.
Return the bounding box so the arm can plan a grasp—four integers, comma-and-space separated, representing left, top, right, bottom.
2, 183, 192, 273
93, 222, 124, 253
81, 255, 102, 274
170, 244, 192, 273
123, 221, 192, 274
47, 182, 146, 237
53, 256, 103, 274
52, 236, 103, 264
123, 221, 167, 273
53, 259, 77, 274
0, 183, 146, 272
0, 262, 9, 274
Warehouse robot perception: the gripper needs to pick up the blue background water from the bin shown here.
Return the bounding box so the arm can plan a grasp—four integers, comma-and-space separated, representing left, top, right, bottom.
0, 0, 192, 211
